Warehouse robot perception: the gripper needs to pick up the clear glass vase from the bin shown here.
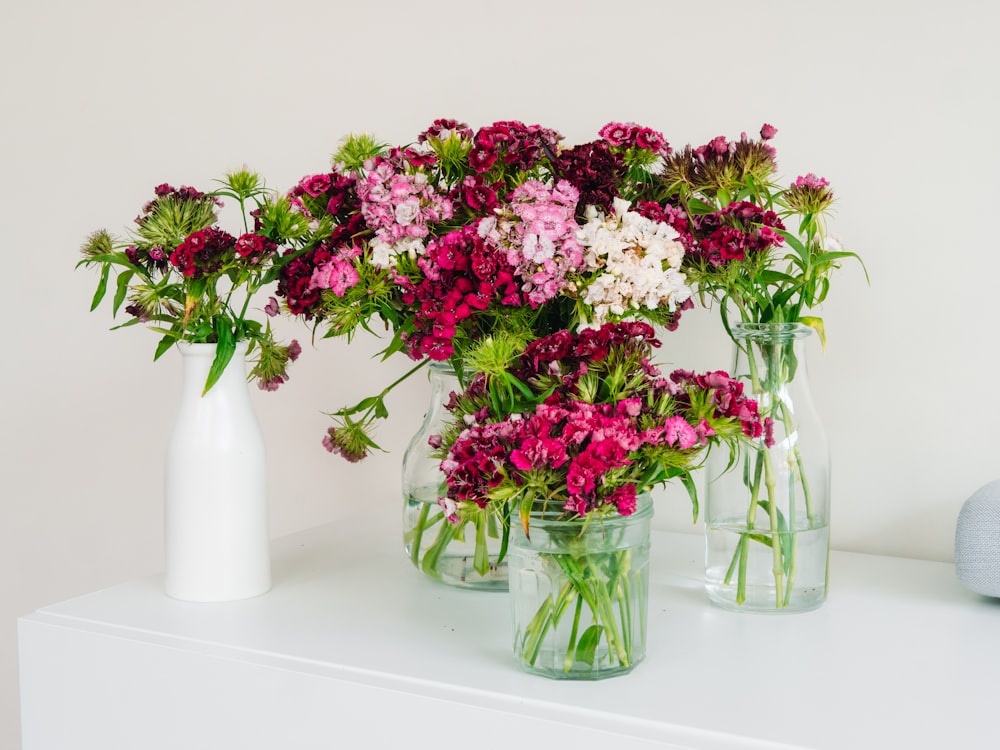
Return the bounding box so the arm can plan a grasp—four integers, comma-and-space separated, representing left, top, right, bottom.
705, 323, 830, 613
510, 495, 652, 679
401, 362, 509, 590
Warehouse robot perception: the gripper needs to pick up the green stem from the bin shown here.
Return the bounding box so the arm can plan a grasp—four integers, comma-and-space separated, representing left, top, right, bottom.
408, 501, 432, 567
733, 451, 765, 603
473, 511, 489, 577
762, 424, 785, 608
778, 399, 816, 527
524, 579, 576, 667
747, 341, 785, 608
591, 557, 629, 666
564, 596, 584, 673
421, 515, 462, 579
724, 532, 744, 585
617, 551, 633, 658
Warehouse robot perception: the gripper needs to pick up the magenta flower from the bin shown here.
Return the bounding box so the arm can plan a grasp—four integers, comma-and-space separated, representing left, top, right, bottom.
434, 323, 766, 522
311, 258, 360, 297
663, 416, 699, 450
299, 173, 333, 197
794, 173, 829, 189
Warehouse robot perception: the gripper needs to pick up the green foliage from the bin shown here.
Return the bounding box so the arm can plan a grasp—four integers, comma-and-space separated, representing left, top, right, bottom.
78, 172, 300, 393
333, 133, 388, 175
663, 133, 866, 338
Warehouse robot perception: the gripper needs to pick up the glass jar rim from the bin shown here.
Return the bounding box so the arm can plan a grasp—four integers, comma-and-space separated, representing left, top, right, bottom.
732, 322, 813, 342
526, 493, 654, 530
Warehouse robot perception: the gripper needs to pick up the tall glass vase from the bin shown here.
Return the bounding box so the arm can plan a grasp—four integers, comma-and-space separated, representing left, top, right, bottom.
401, 362, 509, 590
704, 323, 830, 613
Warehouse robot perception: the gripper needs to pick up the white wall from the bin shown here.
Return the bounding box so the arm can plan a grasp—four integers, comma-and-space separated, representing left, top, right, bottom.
2, 0, 998, 746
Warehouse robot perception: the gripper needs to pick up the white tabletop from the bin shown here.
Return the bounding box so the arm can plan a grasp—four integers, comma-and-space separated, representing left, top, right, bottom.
18, 505, 1000, 750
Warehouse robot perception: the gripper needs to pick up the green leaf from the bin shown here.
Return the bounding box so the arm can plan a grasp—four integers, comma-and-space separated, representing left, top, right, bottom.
496, 502, 511, 565
519, 495, 533, 541
678, 471, 699, 523
798, 316, 827, 349
153, 333, 175, 361
109, 318, 142, 331
758, 269, 796, 286
575, 625, 604, 666
90, 265, 110, 312
686, 198, 718, 215
336, 396, 378, 417
203, 322, 237, 395
771, 280, 806, 310
777, 229, 809, 263
112, 271, 134, 316
379, 332, 407, 361
813, 250, 857, 264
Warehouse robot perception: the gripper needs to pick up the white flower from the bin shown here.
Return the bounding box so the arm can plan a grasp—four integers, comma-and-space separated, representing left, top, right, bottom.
577, 203, 692, 324
370, 240, 393, 268
394, 198, 420, 226
396, 237, 425, 260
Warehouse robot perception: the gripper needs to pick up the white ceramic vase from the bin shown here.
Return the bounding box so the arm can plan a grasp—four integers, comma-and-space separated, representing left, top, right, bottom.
164, 341, 271, 602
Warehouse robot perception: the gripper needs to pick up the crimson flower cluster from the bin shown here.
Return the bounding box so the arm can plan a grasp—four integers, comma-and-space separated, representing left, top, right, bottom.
435, 323, 767, 522
278, 173, 367, 316
400, 225, 523, 361
687, 201, 785, 267
553, 140, 625, 213
598, 122, 672, 156
638, 199, 784, 268
468, 120, 561, 174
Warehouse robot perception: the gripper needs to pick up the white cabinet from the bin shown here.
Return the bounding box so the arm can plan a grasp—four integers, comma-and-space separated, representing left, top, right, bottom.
18, 511, 1000, 749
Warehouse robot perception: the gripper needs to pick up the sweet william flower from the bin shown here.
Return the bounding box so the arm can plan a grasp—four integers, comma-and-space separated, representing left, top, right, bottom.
663, 416, 699, 450
323, 424, 370, 462
81, 170, 300, 394
434, 323, 765, 525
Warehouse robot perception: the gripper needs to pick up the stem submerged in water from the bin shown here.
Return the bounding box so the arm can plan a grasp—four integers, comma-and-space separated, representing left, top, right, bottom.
715, 329, 827, 611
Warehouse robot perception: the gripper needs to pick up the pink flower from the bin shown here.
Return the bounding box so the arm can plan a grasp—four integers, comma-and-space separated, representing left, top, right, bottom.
438, 496, 460, 523
794, 173, 829, 189
311, 258, 360, 297
663, 417, 699, 450
299, 173, 332, 197
760, 123, 778, 140
599, 122, 634, 146
608, 484, 638, 516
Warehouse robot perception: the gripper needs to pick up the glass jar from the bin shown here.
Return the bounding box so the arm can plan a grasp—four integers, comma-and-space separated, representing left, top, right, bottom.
401, 362, 509, 590
510, 495, 652, 679
704, 323, 830, 613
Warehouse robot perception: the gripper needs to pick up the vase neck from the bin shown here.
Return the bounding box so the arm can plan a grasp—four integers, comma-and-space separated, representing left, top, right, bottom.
176, 342, 251, 399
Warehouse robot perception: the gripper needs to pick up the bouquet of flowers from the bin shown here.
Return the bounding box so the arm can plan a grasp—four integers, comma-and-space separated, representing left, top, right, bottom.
79, 169, 306, 392
267, 117, 857, 599
651, 125, 865, 610
432, 323, 766, 675
273, 119, 694, 458
269, 118, 704, 585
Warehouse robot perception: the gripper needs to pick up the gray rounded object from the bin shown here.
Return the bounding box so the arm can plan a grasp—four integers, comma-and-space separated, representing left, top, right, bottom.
955, 479, 1000, 597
